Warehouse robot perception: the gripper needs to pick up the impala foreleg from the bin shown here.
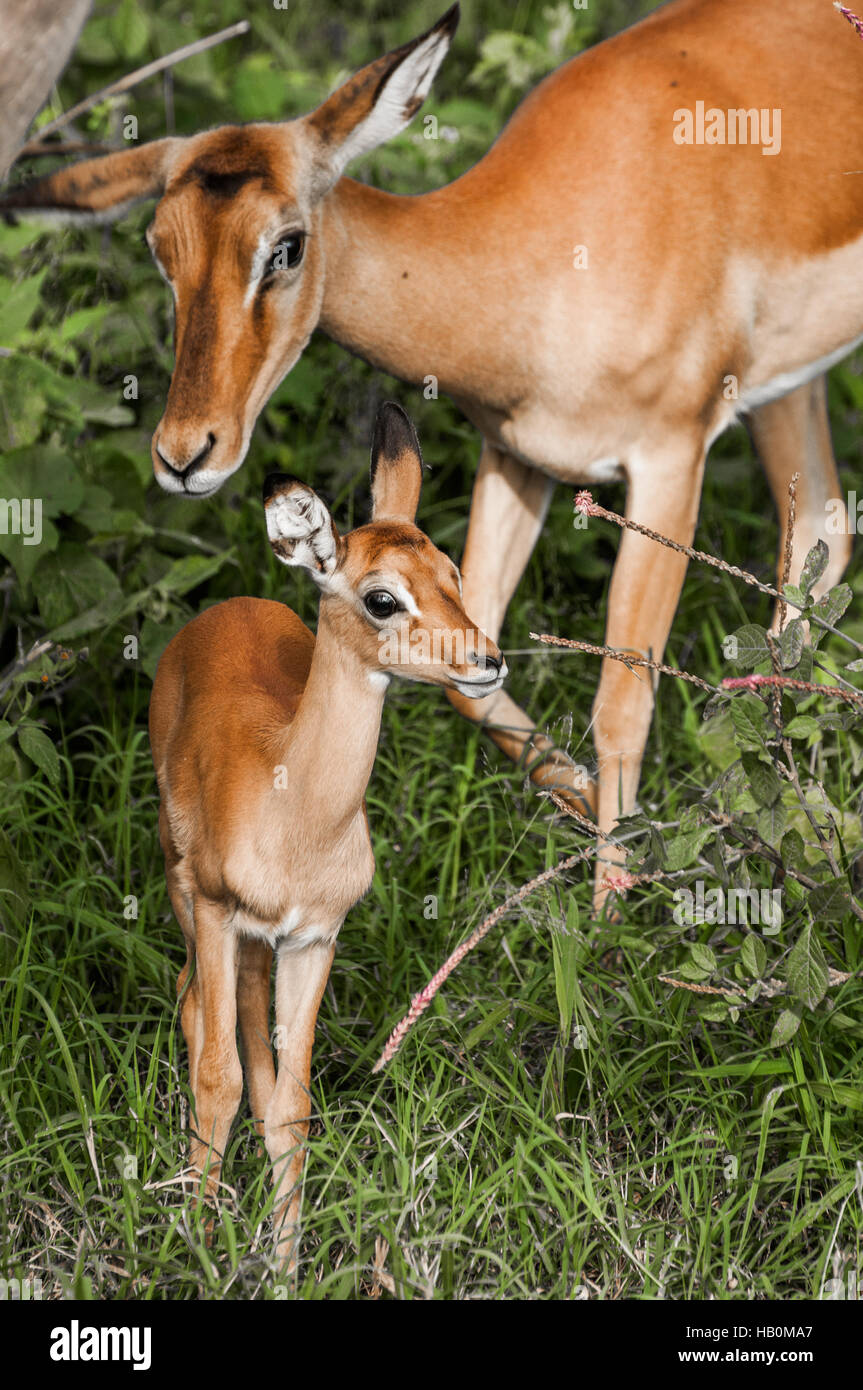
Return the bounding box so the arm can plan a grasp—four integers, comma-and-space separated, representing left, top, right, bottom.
592, 446, 706, 914
447, 440, 596, 815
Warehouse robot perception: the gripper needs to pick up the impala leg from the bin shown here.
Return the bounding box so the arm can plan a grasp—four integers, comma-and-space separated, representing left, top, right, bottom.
592, 444, 707, 914
237, 938, 276, 1139
185, 899, 242, 1203
446, 440, 596, 815
266, 941, 335, 1270
747, 374, 851, 630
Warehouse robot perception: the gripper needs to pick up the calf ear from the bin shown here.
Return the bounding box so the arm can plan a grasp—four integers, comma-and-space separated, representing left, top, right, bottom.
302, 4, 458, 194
0, 137, 182, 225
370, 403, 424, 524
263, 475, 342, 586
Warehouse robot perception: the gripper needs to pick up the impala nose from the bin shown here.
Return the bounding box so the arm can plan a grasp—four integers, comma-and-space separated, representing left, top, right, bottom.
467, 638, 505, 674
154, 432, 216, 480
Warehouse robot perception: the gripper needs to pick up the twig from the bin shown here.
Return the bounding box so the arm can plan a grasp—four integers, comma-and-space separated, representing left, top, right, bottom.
659, 968, 852, 1001
25, 21, 250, 146
371, 846, 594, 1074
777, 472, 799, 635
530, 631, 719, 694
16, 140, 119, 160
573, 490, 863, 653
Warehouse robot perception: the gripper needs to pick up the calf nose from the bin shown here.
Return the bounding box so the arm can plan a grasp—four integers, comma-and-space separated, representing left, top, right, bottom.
467, 637, 504, 673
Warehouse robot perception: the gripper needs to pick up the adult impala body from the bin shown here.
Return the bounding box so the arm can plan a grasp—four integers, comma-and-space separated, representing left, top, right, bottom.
149, 404, 505, 1262
6, 0, 863, 901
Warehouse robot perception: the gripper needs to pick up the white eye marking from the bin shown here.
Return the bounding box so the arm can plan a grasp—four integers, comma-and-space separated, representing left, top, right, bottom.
388, 580, 419, 616
244, 230, 274, 309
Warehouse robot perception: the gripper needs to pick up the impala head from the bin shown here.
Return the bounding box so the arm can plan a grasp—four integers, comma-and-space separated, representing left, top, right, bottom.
263, 403, 506, 698
0, 7, 459, 497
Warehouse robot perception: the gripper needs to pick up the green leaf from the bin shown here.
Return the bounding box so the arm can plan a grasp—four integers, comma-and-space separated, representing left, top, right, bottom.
730, 694, 768, 750
32, 544, 122, 630
17, 724, 61, 788
109, 0, 150, 59
741, 751, 782, 807
0, 442, 85, 518
741, 934, 767, 979
783, 715, 821, 740
780, 828, 807, 871
787, 922, 829, 1010
700, 1001, 730, 1022
691, 942, 717, 973
664, 826, 714, 871
779, 619, 805, 670
757, 799, 787, 846
799, 540, 829, 597
729, 624, 769, 667
232, 55, 286, 121
157, 551, 235, 598
771, 1009, 801, 1046
0, 269, 47, 345
810, 585, 852, 644
808, 879, 852, 922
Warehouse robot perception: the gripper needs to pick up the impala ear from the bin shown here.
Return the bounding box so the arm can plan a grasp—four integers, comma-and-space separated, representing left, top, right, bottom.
263, 474, 342, 586
370, 403, 424, 524
303, 4, 459, 194
0, 137, 182, 226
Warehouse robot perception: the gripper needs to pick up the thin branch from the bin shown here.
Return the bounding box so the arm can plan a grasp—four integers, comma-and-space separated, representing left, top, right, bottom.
573, 490, 863, 653
25, 21, 250, 146
530, 631, 719, 694
372, 846, 595, 1074
16, 140, 119, 160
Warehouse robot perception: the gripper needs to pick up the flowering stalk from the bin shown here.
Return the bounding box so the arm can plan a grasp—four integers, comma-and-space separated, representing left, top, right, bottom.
372, 846, 593, 1073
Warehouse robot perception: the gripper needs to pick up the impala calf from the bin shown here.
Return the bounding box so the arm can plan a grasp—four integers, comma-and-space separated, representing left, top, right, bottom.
148, 404, 504, 1263
6, 0, 863, 909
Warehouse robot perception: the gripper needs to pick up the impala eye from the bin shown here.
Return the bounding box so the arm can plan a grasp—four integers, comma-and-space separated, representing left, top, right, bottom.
264, 232, 305, 278
364, 590, 398, 620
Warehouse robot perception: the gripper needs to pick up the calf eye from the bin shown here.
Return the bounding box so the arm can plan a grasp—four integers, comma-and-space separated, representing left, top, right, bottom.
265, 232, 305, 277
365, 590, 398, 620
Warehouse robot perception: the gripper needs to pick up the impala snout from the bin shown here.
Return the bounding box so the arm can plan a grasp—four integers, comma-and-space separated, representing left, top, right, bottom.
152, 413, 247, 496
450, 627, 507, 699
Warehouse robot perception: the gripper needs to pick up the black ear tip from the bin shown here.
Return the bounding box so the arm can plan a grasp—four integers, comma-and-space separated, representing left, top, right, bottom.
262, 471, 294, 505
371, 402, 422, 473
439, 2, 460, 36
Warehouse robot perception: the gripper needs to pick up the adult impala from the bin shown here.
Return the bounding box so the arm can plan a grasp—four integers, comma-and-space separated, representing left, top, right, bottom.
150, 403, 505, 1264
4, 0, 863, 902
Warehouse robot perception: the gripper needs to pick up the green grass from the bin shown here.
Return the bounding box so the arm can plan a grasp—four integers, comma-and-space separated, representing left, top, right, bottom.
2, 395, 862, 1300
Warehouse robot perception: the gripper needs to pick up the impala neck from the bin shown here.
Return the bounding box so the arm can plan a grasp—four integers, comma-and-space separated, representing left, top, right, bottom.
318, 178, 455, 388
283, 603, 387, 838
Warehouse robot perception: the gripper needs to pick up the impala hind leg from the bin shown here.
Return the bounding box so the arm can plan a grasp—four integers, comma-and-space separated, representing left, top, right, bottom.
237, 938, 276, 1139
446, 440, 596, 815
184, 898, 242, 1202
748, 374, 852, 629
592, 442, 707, 914
265, 941, 335, 1270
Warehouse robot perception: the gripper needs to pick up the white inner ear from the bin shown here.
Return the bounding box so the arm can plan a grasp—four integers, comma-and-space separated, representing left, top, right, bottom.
267, 490, 337, 576
329, 28, 452, 180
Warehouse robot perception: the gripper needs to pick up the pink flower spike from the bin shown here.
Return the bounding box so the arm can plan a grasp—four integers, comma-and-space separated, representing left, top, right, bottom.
836, 4, 863, 41
600, 871, 638, 894
722, 675, 763, 692
574, 490, 596, 515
